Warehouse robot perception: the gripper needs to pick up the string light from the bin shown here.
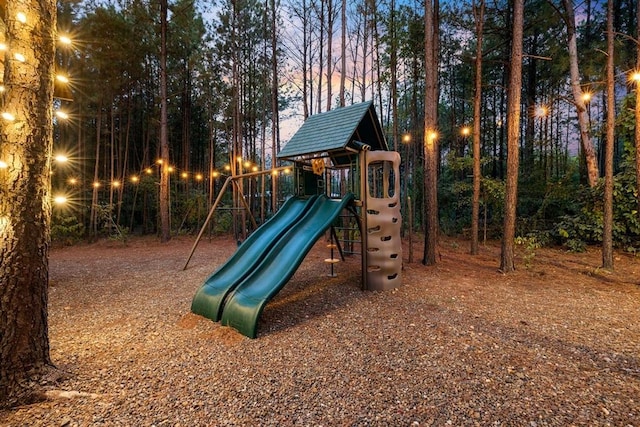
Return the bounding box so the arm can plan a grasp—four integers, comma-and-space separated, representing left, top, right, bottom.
535, 105, 549, 118
195, 173, 203, 181
145, 168, 153, 174
55, 110, 69, 120
0, 161, 8, 169
54, 154, 68, 163
130, 176, 139, 183
14, 53, 26, 62
53, 195, 67, 205
16, 12, 27, 24
2, 112, 16, 122
56, 74, 70, 84
0, 43, 6, 51
59, 35, 72, 45
112, 180, 121, 188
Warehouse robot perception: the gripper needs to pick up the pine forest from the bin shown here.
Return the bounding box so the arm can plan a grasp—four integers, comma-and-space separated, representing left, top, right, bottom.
9, 0, 640, 253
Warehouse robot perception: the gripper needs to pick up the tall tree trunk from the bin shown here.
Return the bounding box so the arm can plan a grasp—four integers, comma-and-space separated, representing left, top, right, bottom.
302, 0, 310, 118
470, 0, 485, 255
159, 0, 171, 242
90, 108, 102, 238
0, 0, 56, 408
422, 0, 439, 266
317, 0, 325, 113
561, 0, 599, 187
326, 0, 333, 111
500, 0, 524, 273
339, 0, 346, 107
635, 0, 640, 219
524, 31, 538, 178
602, 0, 615, 269
360, 0, 369, 102
271, 0, 280, 213
390, 0, 398, 151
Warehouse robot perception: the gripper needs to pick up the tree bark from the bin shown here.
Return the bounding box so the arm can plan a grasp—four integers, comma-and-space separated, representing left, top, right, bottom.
0, 0, 57, 408
561, 0, 600, 187
159, 0, 171, 242
271, 0, 280, 214
390, 0, 398, 151
602, 0, 615, 269
326, 0, 333, 111
635, 0, 640, 219
422, 0, 439, 266
500, 0, 524, 273
339, 0, 346, 107
470, 0, 485, 255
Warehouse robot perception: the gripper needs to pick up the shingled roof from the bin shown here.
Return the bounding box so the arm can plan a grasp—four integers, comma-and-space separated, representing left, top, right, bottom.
277, 101, 388, 166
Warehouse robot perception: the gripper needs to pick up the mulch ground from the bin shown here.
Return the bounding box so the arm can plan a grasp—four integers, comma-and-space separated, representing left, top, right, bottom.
1, 235, 639, 426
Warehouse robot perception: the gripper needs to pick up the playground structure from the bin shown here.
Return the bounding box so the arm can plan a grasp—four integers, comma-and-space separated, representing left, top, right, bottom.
188, 101, 402, 338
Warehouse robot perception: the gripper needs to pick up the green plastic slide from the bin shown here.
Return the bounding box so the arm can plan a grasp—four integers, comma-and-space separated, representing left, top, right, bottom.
190, 195, 319, 322
220, 193, 355, 338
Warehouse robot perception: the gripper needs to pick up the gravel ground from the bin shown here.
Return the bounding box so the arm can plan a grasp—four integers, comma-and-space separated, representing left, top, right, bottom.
1, 235, 639, 426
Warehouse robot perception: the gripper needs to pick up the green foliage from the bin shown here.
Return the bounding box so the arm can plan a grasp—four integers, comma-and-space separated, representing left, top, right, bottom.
212, 210, 233, 235
517, 161, 583, 237
555, 143, 640, 252
514, 234, 546, 269
438, 152, 505, 236
96, 204, 129, 243
51, 212, 85, 246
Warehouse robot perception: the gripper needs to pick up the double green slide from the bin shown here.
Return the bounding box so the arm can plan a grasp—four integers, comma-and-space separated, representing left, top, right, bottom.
191, 193, 354, 338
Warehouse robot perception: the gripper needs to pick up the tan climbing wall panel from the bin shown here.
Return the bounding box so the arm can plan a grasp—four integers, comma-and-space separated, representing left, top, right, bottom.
364, 151, 402, 291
